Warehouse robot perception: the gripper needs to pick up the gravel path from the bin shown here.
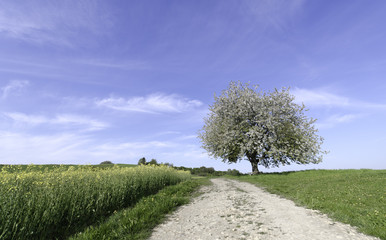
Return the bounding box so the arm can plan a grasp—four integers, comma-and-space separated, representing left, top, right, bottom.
149, 178, 379, 240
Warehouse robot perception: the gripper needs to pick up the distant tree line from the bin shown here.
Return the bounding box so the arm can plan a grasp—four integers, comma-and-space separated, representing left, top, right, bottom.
137, 157, 162, 166
100, 160, 114, 165
137, 157, 242, 176
100, 158, 242, 176
173, 166, 242, 176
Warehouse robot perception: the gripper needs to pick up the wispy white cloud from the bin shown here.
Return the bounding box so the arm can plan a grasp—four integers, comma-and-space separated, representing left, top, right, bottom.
70, 138, 207, 167
3, 112, 108, 131
292, 88, 350, 108
97, 141, 176, 152
54, 114, 109, 131
75, 59, 150, 71
0, 131, 92, 164
292, 87, 386, 129
1, 80, 29, 99
245, 0, 305, 32
3, 112, 46, 125
0, 0, 112, 46
96, 93, 203, 114
176, 135, 198, 141
316, 114, 362, 129
356, 102, 386, 111
0, 131, 205, 165
292, 87, 386, 110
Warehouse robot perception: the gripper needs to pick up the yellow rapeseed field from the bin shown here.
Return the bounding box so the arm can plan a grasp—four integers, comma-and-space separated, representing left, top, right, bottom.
0, 164, 190, 240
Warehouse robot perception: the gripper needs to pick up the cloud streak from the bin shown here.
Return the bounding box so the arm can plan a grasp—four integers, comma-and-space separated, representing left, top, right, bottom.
1, 80, 29, 99
315, 114, 362, 129
0, 0, 112, 46
96, 93, 203, 114
75, 58, 150, 71
291, 87, 386, 129
0, 131, 92, 164
3, 112, 108, 131
292, 88, 350, 108
292, 88, 386, 110
0, 131, 204, 165
245, 0, 305, 32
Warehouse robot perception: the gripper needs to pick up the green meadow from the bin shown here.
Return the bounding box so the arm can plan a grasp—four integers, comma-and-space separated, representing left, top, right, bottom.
231, 169, 386, 239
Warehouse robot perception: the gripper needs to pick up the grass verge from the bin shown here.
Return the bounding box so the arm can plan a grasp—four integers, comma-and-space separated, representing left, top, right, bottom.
229, 169, 385, 240
69, 177, 211, 240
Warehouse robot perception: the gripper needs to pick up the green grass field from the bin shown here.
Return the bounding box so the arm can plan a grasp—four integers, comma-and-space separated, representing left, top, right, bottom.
232, 169, 385, 239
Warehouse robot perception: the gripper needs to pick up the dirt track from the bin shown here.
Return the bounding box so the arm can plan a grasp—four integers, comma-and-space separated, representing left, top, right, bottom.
149, 178, 379, 240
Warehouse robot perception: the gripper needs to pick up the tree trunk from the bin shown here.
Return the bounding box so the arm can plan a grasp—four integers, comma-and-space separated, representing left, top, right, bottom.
247, 151, 260, 175
249, 159, 260, 175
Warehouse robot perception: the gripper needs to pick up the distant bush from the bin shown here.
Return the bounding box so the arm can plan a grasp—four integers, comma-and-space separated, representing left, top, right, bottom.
191, 166, 214, 176
227, 169, 242, 176
149, 159, 158, 165
173, 166, 242, 176
161, 162, 173, 167
138, 157, 146, 165
100, 161, 113, 165
174, 166, 192, 172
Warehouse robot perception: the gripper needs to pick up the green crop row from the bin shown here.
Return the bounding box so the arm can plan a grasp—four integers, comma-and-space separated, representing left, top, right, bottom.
0, 165, 191, 240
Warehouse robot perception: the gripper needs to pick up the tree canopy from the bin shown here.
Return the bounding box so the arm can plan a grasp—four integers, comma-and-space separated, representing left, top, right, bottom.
138, 157, 146, 165
198, 81, 326, 174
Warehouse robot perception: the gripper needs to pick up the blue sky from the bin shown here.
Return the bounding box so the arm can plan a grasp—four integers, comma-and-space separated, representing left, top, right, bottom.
1, 0, 385, 172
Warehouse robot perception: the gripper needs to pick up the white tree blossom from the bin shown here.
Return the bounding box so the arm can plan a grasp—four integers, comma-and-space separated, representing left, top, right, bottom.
199, 81, 326, 174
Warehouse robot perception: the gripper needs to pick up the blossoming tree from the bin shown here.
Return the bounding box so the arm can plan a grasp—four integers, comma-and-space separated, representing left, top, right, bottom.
199, 81, 326, 174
